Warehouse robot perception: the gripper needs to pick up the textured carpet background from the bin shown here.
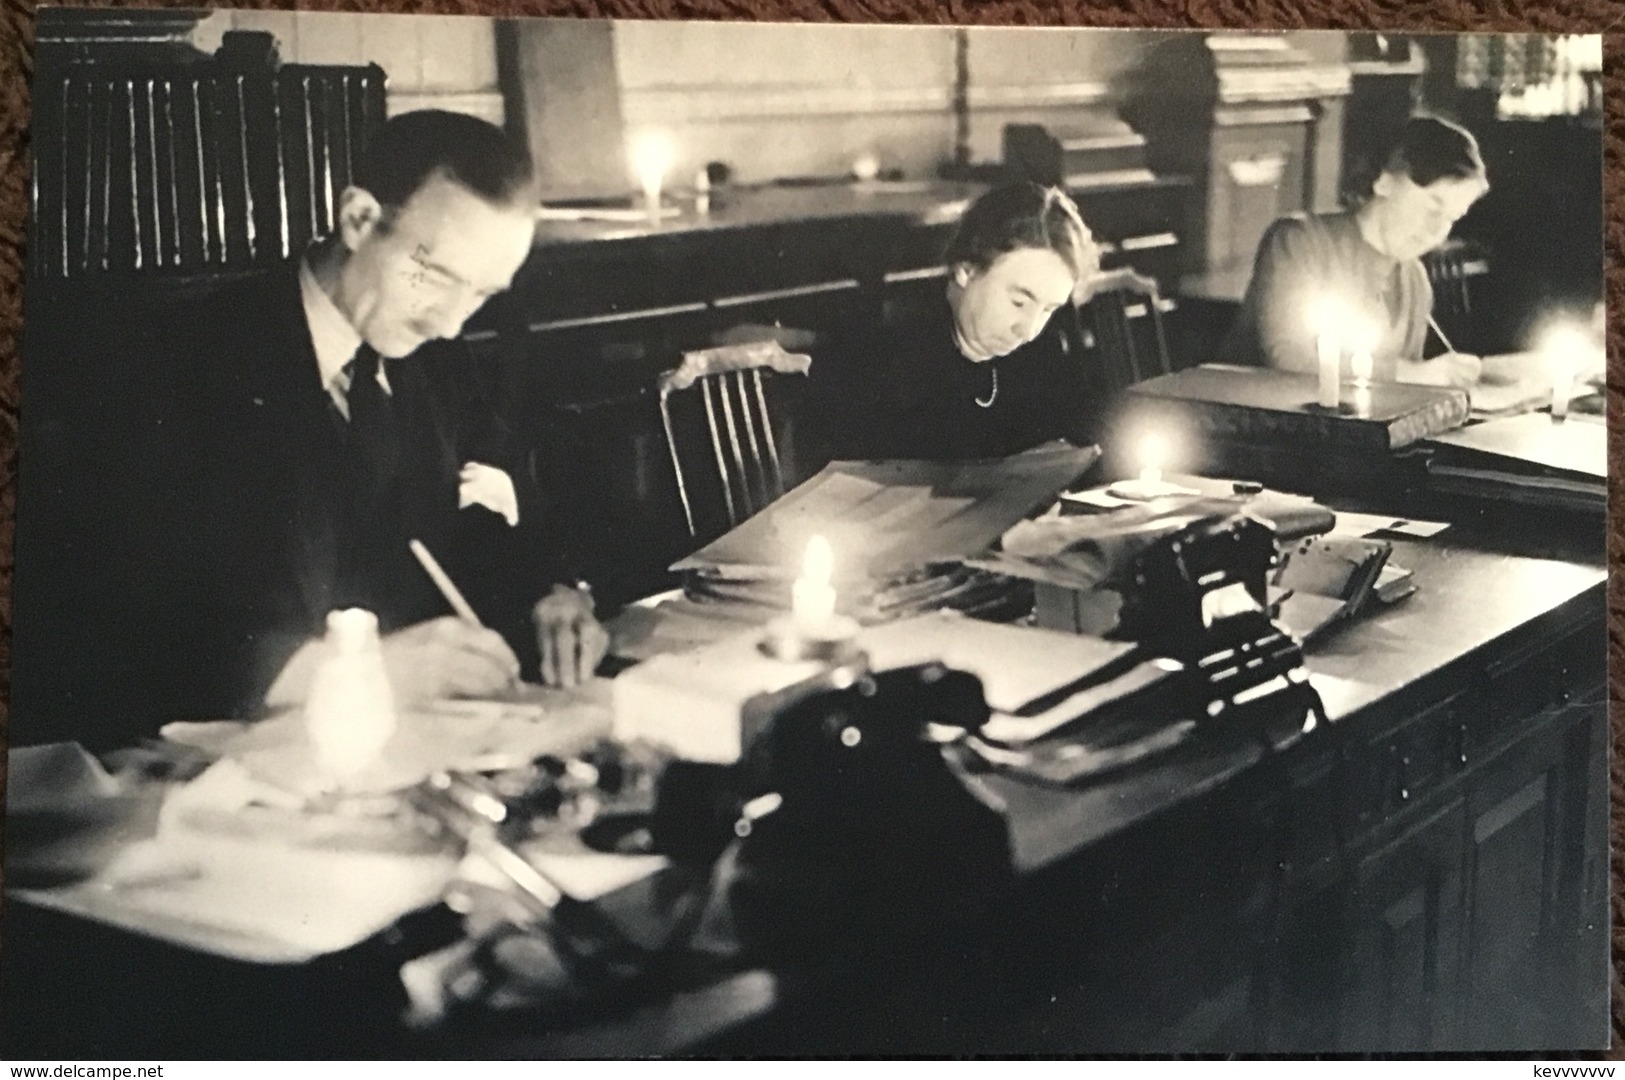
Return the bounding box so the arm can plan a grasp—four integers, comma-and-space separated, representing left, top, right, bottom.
0, 0, 1620, 1057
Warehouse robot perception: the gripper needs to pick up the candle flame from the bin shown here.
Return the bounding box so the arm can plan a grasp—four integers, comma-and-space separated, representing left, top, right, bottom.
1307, 294, 1378, 355
1350, 351, 1374, 384
1138, 433, 1168, 478
630, 131, 675, 192
1345, 316, 1381, 358
1306, 293, 1347, 334
1540, 322, 1592, 378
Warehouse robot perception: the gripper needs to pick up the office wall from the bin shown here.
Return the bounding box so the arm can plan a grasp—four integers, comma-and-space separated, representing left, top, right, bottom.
189, 10, 504, 126
608, 22, 1166, 185
962, 27, 1157, 161
612, 22, 958, 186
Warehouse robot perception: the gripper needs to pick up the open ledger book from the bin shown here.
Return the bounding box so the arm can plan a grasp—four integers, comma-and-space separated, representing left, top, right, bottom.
672, 442, 1100, 580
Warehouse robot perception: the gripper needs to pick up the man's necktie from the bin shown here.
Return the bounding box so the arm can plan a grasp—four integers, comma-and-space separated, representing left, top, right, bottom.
343, 343, 400, 494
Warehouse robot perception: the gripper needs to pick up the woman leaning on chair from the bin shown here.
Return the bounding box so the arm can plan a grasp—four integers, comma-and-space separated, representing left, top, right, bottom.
806, 182, 1107, 463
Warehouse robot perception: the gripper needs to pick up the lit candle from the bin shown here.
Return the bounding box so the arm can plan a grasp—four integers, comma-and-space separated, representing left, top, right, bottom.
792, 535, 839, 639
630, 132, 674, 228
1137, 432, 1168, 486
1542, 324, 1588, 420
1349, 350, 1374, 387
1348, 349, 1373, 416
693, 167, 711, 216
1308, 296, 1343, 410
1106, 429, 1189, 501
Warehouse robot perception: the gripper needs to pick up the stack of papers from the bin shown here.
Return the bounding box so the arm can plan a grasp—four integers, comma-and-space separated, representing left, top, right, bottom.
1424, 413, 1605, 513
613, 443, 1101, 663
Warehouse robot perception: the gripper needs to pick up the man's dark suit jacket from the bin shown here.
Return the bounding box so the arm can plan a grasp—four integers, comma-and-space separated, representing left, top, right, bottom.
13, 261, 558, 748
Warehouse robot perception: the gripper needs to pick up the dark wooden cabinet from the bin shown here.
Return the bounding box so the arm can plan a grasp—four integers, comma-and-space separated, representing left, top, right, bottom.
1460, 699, 1599, 1049
968, 570, 1608, 1056
1342, 798, 1467, 1050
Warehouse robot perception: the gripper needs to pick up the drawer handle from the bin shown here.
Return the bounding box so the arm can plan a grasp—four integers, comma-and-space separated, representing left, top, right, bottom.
1391, 745, 1411, 803
1455, 721, 1469, 770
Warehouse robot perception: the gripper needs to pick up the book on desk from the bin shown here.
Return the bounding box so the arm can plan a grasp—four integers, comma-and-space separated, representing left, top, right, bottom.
1117, 364, 1471, 455
1421, 412, 1606, 514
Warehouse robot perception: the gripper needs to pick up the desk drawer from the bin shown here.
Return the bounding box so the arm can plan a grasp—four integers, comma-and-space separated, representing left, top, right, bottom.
1280, 756, 1343, 897
1341, 690, 1473, 844
1471, 619, 1604, 764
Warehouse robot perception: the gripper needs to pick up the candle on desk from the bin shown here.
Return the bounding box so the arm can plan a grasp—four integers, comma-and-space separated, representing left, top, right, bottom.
1541, 324, 1587, 420
630, 132, 674, 228
792, 535, 840, 639
1308, 296, 1344, 410
1316, 331, 1341, 409
1349, 350, 1374, 417
694, 167, 712, 216
1137, 432, 1168, 486
1105, 429, 1188, 501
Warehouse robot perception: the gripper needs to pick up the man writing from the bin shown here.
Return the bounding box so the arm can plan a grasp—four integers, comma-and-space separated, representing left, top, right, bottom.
68, 110, 607, 741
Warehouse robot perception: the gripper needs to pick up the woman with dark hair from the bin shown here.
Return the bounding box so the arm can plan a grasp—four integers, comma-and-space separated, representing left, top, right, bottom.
808, 182, 1105, 463
1224, 115, 1490, 387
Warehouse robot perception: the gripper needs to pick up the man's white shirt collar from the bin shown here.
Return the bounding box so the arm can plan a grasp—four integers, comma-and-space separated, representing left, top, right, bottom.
299, 257, 389, 418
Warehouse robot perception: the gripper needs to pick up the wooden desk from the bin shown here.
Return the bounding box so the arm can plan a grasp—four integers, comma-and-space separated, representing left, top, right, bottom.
1, 514, 1607, 1058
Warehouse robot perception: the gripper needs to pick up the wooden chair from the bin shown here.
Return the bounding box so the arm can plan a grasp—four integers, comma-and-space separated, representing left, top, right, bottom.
658, 339, 813, 538
1075, 266, 1174, 393
1422, 239, 1490, 353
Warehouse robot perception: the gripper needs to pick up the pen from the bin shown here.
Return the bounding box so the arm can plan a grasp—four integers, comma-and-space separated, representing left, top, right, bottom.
1427, 314, 1457, 355
409, 538, 483, 628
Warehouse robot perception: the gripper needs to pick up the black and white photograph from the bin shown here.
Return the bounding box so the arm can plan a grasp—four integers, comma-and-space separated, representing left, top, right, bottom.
0, 8, 1610, 1059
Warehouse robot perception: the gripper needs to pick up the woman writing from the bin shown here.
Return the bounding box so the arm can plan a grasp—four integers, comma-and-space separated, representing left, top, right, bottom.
1224, 115, 1490, 387
810, 182, 1106, 462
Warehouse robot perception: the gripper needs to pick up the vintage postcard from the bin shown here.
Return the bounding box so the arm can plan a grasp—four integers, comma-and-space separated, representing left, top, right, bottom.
2, 9, 1608, 1060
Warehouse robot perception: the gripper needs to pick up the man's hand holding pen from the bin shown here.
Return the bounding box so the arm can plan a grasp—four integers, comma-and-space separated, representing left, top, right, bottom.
382, 617, 522, 701
533, 582, 610, 689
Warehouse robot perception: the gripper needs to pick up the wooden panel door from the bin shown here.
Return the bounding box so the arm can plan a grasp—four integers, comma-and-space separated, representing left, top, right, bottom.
1460, 703, 1599, 1050
1340, 797, 1466, 1051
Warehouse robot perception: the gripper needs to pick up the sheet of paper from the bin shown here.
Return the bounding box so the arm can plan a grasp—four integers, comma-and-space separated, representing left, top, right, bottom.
162, 682, 614, 798
854, 612, 1134, 716
1428, 412, 1606, 479
458, 848, 668, 902
6, 743, 166, 886
1327, 511, 1451, 540
980, 658, 1174, 745
1060, 488, 1136, 510
13, 830, 457, 964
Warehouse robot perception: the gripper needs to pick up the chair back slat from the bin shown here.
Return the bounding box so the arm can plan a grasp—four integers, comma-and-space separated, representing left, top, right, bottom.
1079, 266, 1173, 392
715, 377, 752, 518
30, 48, 385, 285
1422, 240, 1489, 353
751, 370, 787, 497
658, 341, 813, 539
731, 371, 767, 515
698, 381, 739, 529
